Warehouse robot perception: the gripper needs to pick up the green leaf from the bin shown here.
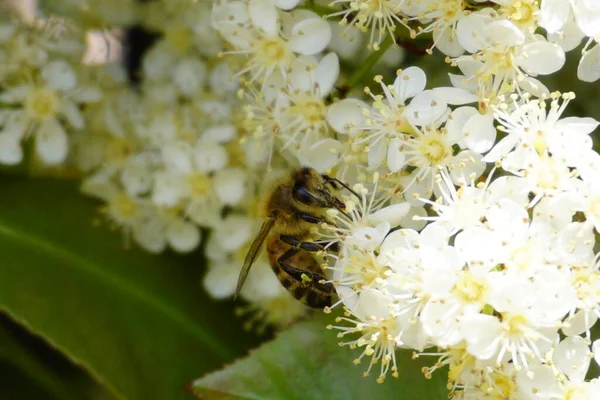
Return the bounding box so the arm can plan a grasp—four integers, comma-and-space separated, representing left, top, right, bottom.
0, 323, 79, 400
0, 175, 259, 400
191, 316, 448, 400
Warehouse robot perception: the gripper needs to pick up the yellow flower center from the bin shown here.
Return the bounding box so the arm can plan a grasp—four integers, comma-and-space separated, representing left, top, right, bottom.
113, 193, 138, 219
165, 25, 193, 54
189, 173, 212, 197
106, 136, 133, 161
480, 371, 518, 399
418, 131, 451, 165
453, 271, 488, 305
290, 94, 327, 125
26, 87, 60, 120
502, 313, 528, 336
256, 37, 289, 68
564, 385, 588, 400
500, 0, 538, 30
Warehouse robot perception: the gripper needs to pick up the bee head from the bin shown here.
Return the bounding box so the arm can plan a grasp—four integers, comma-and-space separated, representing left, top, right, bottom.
292, 167, 346, 211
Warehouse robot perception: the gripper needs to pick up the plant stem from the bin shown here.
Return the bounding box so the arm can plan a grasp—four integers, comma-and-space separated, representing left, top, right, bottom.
346, 35, 394, 88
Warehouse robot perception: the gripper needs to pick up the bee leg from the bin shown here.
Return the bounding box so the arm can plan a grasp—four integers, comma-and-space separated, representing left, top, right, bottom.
278, 249, 334, 294
280, 234, 323, 252
297, 212, 338, 228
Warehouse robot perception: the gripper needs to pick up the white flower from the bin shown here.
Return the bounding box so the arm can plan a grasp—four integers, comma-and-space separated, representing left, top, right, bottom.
455, 16, 565, 96
274, 53, 340, 149
345, 67, 446, 171
485, 93, 597, 165
328, 288, 402, 383
0, 60, 102, 165
213, 4, 331, 86
412, 0, 469, 57
516, 337, 600, 400
326, 0, 409, 50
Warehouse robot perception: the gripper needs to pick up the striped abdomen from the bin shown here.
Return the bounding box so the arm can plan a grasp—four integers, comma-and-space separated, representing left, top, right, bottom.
266, 235, 334, 308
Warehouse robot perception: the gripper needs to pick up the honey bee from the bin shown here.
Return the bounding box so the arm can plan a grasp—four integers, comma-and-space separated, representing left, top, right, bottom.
235, 167, 354, 308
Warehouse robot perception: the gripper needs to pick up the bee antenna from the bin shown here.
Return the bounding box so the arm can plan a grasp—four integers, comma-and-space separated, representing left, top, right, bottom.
323, 176, 361, 200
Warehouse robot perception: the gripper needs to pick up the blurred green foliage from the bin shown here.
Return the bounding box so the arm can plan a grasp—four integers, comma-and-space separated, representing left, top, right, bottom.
0, 175, 260, 399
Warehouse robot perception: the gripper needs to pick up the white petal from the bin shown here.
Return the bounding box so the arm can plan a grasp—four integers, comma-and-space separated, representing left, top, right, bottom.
563, 309, 598, 336
455, 227, 500, 265
287, 55, 318, 92
0, 132, 23, 165
446, 106, 478, 143
35, 119, 68, 164
120, 156, 153, 196
163, 141, 193, 173
202, 124, 237, 143
326, 99, 367, 134
386, 137, 405, 173
194, 140, 228, 172
516, 366, 559, 398
405, 90, 447, 126
290, 18, 331, 55
71, 87, 103, 103
553, 336, 591, 383
540, 0, 570, 33
399, 205, 427, 231
368, 203, 411, 227
594, 339, 600, 367
315, 53, 339, 97
0, 85, 31, 103
518, 41, 565, 75
558, 117, 599, 135
548, 19, 585, 52
214, 168, 246, 205
482, 134, 519, 162
297, 138, 342, 172
463, 112, 496, 153
578, 44, 600, 82
574, 2, 600, 37
327, 22, 362, 60
459, 314, 502, 360
432, 87, 477, 105
214, 216, 254, 251
249, 0, 279, 36
487, 20, 524, 47
272, 0, 300, 10
456, 14, 487, 53
203, 263, 239, 299
41, 60, 77, 92
449, 150, 485, 185
152, 172, 185, 207
516, 75, 550, 97
133, 218, 166, 253
167, 219, 201, 253
432, 27, 464, 57
61, 100, 84, 129
367, 137, 386, 169
393, 66, 426, 103
173, 58, 207, 97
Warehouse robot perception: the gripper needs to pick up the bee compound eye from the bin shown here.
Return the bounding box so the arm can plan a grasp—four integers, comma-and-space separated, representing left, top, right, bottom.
292, 183, 316, 206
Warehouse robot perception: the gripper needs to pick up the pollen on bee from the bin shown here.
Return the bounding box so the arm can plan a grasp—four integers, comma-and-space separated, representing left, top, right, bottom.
300, 273, 312, 282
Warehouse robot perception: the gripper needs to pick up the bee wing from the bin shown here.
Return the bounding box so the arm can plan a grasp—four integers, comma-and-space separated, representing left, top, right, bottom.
235, 217, 276, 299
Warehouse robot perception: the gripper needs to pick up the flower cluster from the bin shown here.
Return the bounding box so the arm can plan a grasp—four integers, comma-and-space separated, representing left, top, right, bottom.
327, 91, 600, 395
0, 12, 101, 165
4, 0, 600, 397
